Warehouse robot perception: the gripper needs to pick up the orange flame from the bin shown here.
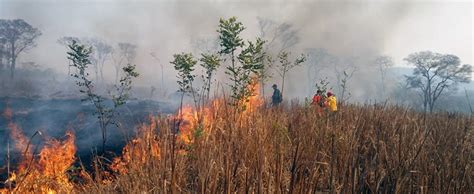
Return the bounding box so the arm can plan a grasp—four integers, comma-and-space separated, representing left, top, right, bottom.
177, 105, 198, 144
243, 76, 263, 113
111, 116, 161, 174
2, 108, 77, 193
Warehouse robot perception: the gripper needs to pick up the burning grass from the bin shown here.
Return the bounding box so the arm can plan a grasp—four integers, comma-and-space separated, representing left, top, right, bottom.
85, 101, 472, 193
2, 101, 473, 193
2, 108, 77, 193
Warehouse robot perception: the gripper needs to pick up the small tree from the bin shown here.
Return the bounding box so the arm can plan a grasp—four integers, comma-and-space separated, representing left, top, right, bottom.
274, 51, 306, 98
257, 17, 300, 97
334, 57, 358, 102
90, 38, 113, 83
338, 69, 356, 102
199, 53, 221, 102
405, 51, 472, 113
0, 38, 6, 72
217, 17, 245, 104
67, 40, 139, 152
171, 53, 197, 118
57, 36, 81, 76
0, 19, 41, 78
113, 43, 137, 83
235, 38, 265, 109
374, 55, 394, 99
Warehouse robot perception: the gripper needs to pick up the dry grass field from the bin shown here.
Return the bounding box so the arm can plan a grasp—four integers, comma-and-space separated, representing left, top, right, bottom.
67, 101, 472, 193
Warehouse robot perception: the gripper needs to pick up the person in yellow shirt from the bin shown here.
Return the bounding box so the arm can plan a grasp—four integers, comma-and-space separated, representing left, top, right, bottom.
325, 92, 337, 112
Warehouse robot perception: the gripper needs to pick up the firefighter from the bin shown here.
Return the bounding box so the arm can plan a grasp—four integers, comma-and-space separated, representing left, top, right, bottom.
311, 90, 325, 107
271, 84, 282, 106
325, 92, 337, 112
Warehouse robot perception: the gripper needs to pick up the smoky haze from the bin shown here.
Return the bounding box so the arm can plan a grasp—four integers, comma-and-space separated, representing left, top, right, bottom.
0, 0, 472, 101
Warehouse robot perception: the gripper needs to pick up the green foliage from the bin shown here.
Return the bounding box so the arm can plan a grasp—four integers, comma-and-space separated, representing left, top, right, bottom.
224, 38, 265, 108
171, 53, 197, 94
217, 17, 245, 55
67, 40, 139, 152
112, 64, 140, 107
217, 17, 266, 109
200, 53, 221, 96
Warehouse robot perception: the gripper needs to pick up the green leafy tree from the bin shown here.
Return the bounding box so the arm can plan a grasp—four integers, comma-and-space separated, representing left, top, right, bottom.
235, 38, 265, 109
218, 17, 265, 109
217, 17, 245, 103
67, 40, 139, 152
171, 53, 197, 118
199, 53, 221, 102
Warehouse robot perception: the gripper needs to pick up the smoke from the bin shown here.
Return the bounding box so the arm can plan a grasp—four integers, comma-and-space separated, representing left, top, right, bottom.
0, 0, 471, 102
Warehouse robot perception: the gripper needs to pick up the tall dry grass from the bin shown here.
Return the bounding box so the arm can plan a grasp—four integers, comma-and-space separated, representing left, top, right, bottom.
79, 102, 472, 193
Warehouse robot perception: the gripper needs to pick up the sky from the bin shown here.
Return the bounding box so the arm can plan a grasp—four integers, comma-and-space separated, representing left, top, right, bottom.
0, 0, 472, 98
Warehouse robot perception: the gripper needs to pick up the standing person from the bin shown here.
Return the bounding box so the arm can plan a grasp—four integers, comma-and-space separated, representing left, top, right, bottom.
271, 84, 282, 106
312, 90, 325, 115
311, 90, 325, 107
325, 92, 337, 112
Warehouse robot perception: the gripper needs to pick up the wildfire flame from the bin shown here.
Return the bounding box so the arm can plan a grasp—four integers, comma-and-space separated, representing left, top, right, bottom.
111, 116, 161, 174
244, 76, 263, 113
0, 76, 263, 192
2, 108, 77, 193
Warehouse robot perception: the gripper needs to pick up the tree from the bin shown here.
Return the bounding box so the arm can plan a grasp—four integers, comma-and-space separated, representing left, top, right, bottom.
273, 51, 306, 98
404, 51, 472, 113
0, 37, 6, 71
113, 43, 137, 83
57, 36, 81, 76
334, 57, 358, 102
217, 17, 245, 104
218, 17, 265, 109
82, 38, 113, 83
257, 17, 300, 97
67, 40, 139, 152
374, 55, 394, 99
235, 38, 265, 109
0, 19, 41, 78
171, 53, 197, 127
199, 53, 221, 102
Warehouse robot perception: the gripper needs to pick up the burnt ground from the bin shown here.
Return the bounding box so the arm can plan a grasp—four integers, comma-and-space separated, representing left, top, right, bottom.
0, 97, 177, 172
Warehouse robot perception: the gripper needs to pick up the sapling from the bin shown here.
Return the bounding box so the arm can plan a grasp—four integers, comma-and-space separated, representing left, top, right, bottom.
67, 40, 139, 152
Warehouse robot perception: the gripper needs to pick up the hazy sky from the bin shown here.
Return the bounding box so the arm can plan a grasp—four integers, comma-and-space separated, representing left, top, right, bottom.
0, 0, 472, 90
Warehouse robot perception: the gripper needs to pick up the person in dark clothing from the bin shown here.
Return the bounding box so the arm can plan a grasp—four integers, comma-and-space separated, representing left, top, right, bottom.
271, 84, 282, 106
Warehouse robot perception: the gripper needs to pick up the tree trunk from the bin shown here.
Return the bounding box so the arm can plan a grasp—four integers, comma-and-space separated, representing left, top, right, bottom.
0, 45, 4, 71
10, 42, 15, 79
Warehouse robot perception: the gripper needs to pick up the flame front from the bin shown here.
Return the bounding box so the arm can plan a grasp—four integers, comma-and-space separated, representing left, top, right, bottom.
245, 76, 263, 113
2, 108, 77, 193
111, 116, 161, 174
